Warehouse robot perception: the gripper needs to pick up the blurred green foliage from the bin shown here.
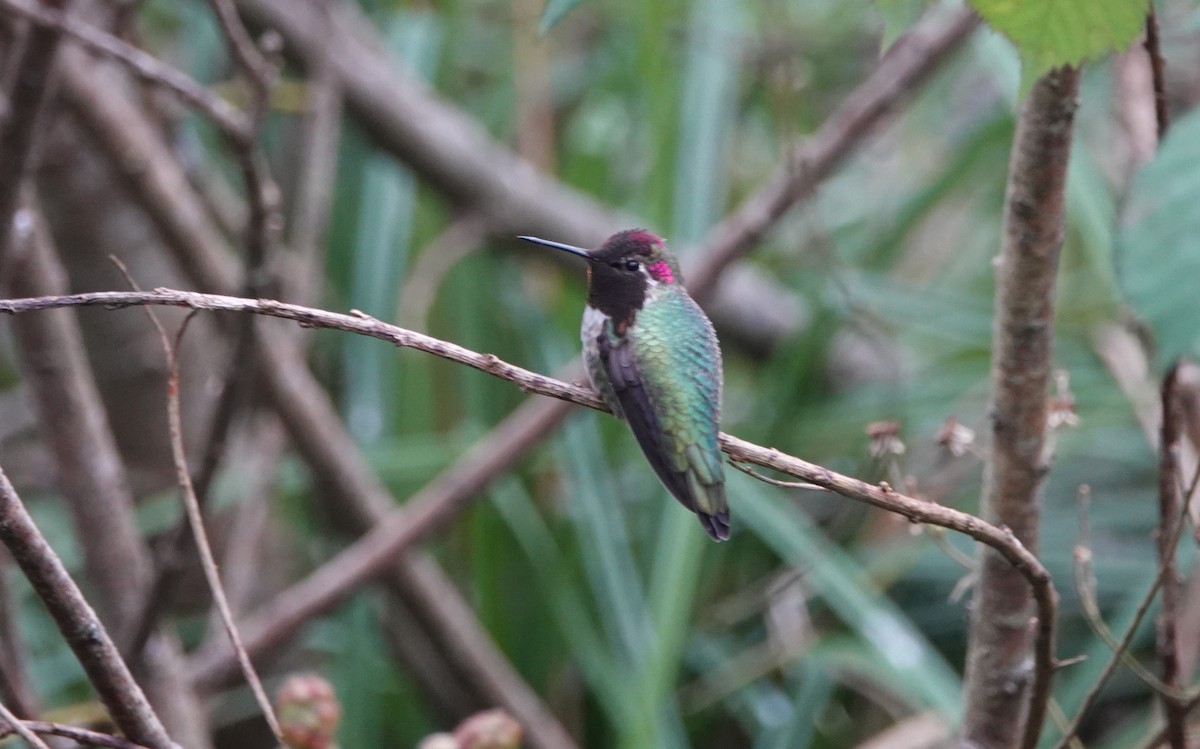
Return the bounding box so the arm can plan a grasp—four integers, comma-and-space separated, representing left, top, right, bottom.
9, 0, 1200, 747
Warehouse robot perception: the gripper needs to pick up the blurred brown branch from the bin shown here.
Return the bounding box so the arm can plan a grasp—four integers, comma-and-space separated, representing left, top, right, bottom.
0, 0, 68, 267
233, 0, 977, 348
0, 463, 176, 749
0, 718, 154, 749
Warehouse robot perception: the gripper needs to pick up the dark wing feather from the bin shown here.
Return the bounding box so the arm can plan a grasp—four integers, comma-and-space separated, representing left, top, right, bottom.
595, 331, 734, 540
597, 332, 699, 513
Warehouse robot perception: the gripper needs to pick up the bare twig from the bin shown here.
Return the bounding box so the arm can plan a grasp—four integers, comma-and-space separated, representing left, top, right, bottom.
1053, 459, 1200, 749
0, 464, 176, 749
0, 0, 249, 137
204, 0, 274, 128
0, 550, 39, 719
961, 65, 1081, 749
0, 698, 51, 749
728, 460, 827, 492
0, 719, 154, 749
0, 288, 1056, 707
1143, 2, 1168, 139
685, 7, 980, 304
398, 213, 490, 328
119, 274, 283, 744
1157, 364, 1187, 748
0, 0, 69, 268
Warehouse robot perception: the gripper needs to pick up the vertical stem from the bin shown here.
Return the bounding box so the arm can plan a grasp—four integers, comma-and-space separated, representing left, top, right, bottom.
961, 66, 1080, 749
1157, 364, 1187, 749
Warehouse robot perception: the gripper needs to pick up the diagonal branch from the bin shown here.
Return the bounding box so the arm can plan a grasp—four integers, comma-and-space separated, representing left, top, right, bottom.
0, 287, 1056, 703
0, 463, 177, 749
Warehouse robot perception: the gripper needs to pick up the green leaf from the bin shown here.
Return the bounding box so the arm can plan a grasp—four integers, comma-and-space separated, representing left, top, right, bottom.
539, 0, 586, 32
969, 0, 1146, 81
1117, 107, 1200, 367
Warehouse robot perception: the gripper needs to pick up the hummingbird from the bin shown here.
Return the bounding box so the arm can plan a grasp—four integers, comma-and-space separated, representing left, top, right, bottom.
519, 229, 729, 540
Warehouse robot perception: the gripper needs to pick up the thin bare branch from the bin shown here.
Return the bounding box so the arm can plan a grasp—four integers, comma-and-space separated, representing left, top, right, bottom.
0, 550, 39, 719
119, 273, 284, 744
685, 7, 980, 304
0, 288, 1055, 709
0, 0, 249, 137
0, 0, 69, 268
0, 464, 176, 749
0, 719, 154, 749
1053, 457, 1200, 749
0, 698, 51, 749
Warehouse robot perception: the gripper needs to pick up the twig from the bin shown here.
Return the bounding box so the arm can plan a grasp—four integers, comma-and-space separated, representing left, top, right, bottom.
397, 213, 490, 328
684, 7, 979, 304
0, 0, 249, 138
204, 0, 274, 128
0, 0, 69, 269
1053, 457, 1200, 748
118, 274, 283, 744
0, 464, 176, 749
0, 288, 1055, 707
0, 550, 39, 719
961, 65, 1081, 749
1072, 511, 1189, 700
0, 698, 51, 749
1156, 364, 1187, 747
728, 460, 827, 492
1143, 2, 1168, 139
0, 719, 154, 749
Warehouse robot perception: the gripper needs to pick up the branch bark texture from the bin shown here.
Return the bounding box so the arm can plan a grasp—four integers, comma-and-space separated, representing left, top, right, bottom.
961, 66, 1080, 749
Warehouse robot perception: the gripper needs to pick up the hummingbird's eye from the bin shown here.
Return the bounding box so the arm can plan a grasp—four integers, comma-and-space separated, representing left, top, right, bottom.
623, 259, 640, 272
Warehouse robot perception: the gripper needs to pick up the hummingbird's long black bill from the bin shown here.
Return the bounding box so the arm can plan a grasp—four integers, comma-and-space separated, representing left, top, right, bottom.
518, 235, 591, 259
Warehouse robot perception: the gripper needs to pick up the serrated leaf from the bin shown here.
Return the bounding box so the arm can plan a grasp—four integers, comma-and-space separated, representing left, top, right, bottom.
539, 0, 586, 32
970, 0, 1146, 80
1117, 107, 1200, 367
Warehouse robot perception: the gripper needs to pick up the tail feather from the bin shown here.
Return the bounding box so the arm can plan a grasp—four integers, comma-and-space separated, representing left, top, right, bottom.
689, 477, 729, 541
698, 508, 731, 541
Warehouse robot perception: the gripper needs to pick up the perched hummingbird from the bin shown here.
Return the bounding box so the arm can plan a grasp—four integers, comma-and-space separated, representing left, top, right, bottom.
519, 229, 729, 540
